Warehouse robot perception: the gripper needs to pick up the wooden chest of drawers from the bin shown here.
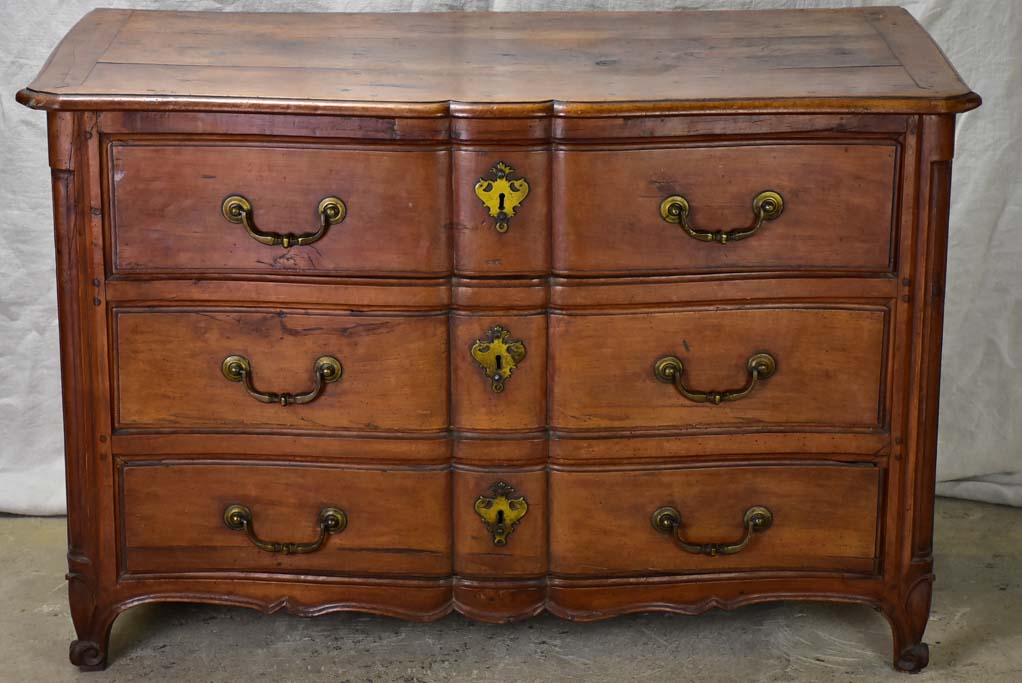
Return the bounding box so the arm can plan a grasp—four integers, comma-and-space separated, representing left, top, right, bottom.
18, 8, 980, 672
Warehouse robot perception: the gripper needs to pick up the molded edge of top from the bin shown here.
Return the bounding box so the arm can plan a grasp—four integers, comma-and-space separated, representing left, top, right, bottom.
15, 89, 983, 118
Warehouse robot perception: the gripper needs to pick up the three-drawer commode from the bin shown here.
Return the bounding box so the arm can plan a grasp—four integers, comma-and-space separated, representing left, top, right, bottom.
18, 7, 979, 672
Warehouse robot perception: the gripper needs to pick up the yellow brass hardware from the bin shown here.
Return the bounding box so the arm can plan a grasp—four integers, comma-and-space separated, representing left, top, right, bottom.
221, 354, 342, 406
222, 194, 346, 248
474, 161, 530, 233
469, 325, 527, 393
474, 481, 528, 546
223, 504, 346, 554
659, 190, 783, 244
651, 505, 773, 556
654, 352, 776, 404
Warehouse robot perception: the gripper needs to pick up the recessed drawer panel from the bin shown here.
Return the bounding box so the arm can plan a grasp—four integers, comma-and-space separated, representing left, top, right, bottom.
549, 306, 886, 431
119, 461, 451, 577
550, 464, 880, 576
113, 309, 448, 432
553, 143, 897, 274
109, 143, 450, 276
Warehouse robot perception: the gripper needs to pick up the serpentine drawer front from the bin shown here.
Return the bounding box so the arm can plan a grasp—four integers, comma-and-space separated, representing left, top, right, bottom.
113, 309, 448, 431
549, 464, 881, 576
18, 7, 978, 673
553, 143, 898, 274
119, 461, 451, 576
109, 143, 451, 276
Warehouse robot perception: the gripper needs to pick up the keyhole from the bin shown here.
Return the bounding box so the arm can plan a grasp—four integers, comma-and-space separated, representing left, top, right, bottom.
495, 355, 503, 371
496, 509, 505, 525
498, 193, 506, 211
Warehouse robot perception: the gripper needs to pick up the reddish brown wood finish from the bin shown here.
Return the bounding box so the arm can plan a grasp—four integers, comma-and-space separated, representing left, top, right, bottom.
549, 464, 880, 576
112, 309, 449, 432
18, 8, 978, 674
18, 8, 979, 116
108, 143, 451, 276
453, 149, 550, 276
119, 460, 451, 576
550, 306, 888, 431
453, 467, 547, 579
553, 143, 898, 275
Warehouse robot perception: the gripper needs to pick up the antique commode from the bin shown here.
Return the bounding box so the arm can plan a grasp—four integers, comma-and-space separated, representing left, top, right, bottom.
18, 8, 979, 672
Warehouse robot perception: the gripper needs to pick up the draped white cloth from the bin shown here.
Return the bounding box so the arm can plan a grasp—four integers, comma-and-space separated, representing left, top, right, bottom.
0, 0, 1018, 514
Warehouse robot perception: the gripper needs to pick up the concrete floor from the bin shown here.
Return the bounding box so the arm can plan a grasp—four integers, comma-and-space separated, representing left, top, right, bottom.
2, 498, 1020, 682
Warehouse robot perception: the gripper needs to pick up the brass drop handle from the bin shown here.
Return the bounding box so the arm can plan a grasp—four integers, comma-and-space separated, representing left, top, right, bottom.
224, 504, 346, 554
654, 352, 776, 404
221, 355, 342, 406
659, 190, 783, 244
222, 194, 346, 248
651, 505, 773, 556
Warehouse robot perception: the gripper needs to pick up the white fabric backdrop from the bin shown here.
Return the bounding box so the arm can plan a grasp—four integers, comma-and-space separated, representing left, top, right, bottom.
0, 0, 1018, 515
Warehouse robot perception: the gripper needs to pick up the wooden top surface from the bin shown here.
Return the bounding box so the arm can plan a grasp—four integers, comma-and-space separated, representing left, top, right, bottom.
18, 7, 979, 117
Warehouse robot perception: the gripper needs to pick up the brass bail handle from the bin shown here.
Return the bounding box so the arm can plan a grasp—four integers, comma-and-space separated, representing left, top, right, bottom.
221, 355, 342, 406
224, 504, 347, 555
654, 352, 776, 404
651, 505, 773, 556
659, 190, 783, 244
222, 195, 346, 248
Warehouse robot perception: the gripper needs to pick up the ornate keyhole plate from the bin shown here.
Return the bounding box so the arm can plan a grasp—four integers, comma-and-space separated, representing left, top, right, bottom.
473, 481, 529, 546
469, 325, 526, 393
474, 161, 530, 233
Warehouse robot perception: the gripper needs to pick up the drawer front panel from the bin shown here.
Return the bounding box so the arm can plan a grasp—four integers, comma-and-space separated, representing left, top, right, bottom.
550, 464, 880, 576
114, 309, 448, 431
550, 306, 886, 431
119, 461, 451, 576
553, 143, 897, 274
109, 143, 450, 275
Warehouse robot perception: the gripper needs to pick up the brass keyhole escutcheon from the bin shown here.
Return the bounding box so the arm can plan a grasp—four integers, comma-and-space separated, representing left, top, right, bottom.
474, 481, 528, 546
474, 161, 530, 233
470, 325, 526, 393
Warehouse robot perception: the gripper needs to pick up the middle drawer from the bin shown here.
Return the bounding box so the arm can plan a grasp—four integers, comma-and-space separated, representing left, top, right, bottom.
550, 305, 887, 431
113, 309, 448, 432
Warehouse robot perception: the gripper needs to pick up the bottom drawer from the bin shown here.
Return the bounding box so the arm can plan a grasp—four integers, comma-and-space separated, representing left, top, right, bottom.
119, 460, 451, 577
549, 464, 880, 577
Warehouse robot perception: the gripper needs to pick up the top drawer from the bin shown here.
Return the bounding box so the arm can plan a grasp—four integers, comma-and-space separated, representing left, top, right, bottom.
108, 143, 450, 276
553, 143, 897, 275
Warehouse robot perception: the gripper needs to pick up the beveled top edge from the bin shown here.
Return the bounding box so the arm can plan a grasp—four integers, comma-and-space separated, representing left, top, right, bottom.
15, 90, 983, 118
18, 7, 981, 117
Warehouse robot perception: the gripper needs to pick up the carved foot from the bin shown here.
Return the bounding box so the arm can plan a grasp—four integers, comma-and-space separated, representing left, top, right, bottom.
880, 574, 934, 673
894, 642, 930, 674
69, 639, 108, 671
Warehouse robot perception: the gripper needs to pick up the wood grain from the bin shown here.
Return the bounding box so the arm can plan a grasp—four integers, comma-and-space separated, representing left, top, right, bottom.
549, 464, 879, 576
108, 142, 451, 276
453, 149, 550, 276
451, 313, 547, 432
18, 8, 979, 116
119, 460, 451, 576
17, 7, 978, 672
553, 143, 897, 275
113, 309, 448, 432
550, 306, 887, 431
453, 467, 547, 578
